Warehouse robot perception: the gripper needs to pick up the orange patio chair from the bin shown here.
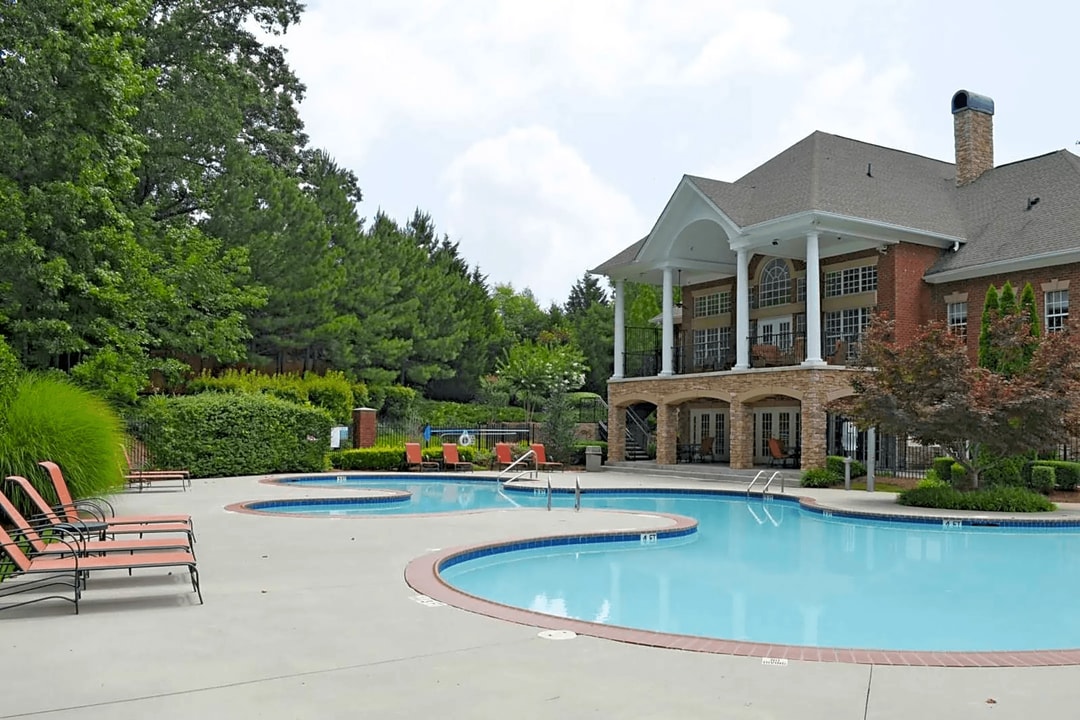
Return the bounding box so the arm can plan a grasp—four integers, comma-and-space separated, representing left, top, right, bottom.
441, 444, 473, 472
38, 461, 193, 530
0, 523, 202, 614
0, 487, 193, 558
767, 437, 800, 468
530, 443, 563, 472
493, 443, 515, 470
123, 445, 190, 492
5, 475, 196, 545
405, 443, 440, 472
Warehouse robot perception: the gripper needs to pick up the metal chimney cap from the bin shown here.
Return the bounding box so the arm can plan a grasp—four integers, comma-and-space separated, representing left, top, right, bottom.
952, 90, 995, 115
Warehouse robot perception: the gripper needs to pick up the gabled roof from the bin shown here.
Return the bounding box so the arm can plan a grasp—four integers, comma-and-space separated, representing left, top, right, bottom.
927, 149, 1080, 276
590, 236, 647, 275
687, 131, 963, 235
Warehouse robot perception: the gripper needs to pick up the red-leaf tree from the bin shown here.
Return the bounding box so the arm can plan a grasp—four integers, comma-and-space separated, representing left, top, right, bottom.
839, 315, 1080, 488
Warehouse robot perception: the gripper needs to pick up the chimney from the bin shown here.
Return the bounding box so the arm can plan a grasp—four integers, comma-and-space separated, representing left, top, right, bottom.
951, 90, 995, 186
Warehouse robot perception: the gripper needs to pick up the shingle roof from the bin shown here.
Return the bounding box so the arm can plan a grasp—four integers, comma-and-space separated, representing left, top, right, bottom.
593, 130, 1080, 279
927, 150, 1080, 276
688, 131, 963, 235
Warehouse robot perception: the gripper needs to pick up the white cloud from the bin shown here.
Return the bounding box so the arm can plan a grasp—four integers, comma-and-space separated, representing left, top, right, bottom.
283, 1, 802, 160
784, 57, 914, 151
442, 126, 643, 306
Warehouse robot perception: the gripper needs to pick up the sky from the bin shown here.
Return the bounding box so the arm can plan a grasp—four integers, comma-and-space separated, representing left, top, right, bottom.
278, 0, 1080, 307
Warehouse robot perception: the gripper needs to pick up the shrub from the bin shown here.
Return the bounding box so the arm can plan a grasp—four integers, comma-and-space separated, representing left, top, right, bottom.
133, 393, 332, 478
932, 456, 956, 481
0, 374, 127, 509
303, 371, 354, 423
801, 467, 841, 488
950, 462, 969, 488
1026, 460, 1080, 491
978, 452, 1026, 488
378, 385, 419, 419
1029, 465, 1056, 494
916, 470, 949, 489
898, 485, 1056, 512
329, 444, 477, 471
826, 455, 866, 478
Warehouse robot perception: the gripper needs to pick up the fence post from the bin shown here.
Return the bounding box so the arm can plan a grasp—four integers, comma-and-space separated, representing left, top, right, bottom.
352, 407, 377, 449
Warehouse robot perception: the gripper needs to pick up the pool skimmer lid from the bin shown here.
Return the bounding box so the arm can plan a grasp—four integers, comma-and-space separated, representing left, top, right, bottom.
538, 630, 577, 641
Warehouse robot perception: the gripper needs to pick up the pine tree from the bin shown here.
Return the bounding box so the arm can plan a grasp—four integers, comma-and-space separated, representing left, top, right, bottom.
998, 281, 1018, 316
977, 285, 1000, 370
1020, 282, 1041, 368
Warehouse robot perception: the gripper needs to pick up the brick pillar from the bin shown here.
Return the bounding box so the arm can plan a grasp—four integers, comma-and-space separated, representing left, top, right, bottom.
608, 402, 626, 462
655, 401, 676, 465
800, 378, 828, 469
729, 398, 753, 469
352, 407, 377, 449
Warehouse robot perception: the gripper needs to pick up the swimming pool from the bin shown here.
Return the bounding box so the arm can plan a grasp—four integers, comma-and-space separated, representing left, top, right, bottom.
248, 476, 1080, 653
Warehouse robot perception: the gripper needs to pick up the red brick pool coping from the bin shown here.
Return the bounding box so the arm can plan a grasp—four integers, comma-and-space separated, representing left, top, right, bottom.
403, 511, 1080, 668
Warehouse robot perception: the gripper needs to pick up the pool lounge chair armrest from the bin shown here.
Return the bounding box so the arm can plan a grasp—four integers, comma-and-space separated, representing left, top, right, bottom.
1, 533, 83, 562
75, 496, 115, 518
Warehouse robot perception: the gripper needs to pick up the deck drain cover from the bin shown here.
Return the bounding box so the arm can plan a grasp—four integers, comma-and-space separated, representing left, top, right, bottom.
538, 630, 577, 640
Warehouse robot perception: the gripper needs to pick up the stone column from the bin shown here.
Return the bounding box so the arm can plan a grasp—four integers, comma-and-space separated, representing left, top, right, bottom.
607, 401, 626, 462
734, 249, 750, 369
728, 397, 754, 469
661, 268, 674, 376
613, 278, 625, 379
655, 400, 676, 465
799, 376, 828, 468
803, 231, 825, 366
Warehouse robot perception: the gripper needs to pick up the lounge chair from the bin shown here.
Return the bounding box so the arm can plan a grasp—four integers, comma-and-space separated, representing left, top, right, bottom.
5, 475, 196, 545
0, 523, 202, 614
123, 445, 190, 492
696, 436, 715, 463
0, 489, 193, 558
767, 437, 800, 468
405, 443, 439, 472
441, 444, 473, 472
493, 443, 516, 470
530, 444, 563, 472
37, 461, 193, 529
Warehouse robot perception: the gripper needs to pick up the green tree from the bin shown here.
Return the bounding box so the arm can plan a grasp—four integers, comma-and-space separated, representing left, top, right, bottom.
1019, 282, 1041, 368
842, 315, 1080, 488
566, 273, 608, 316
0, 0, 156, 374
977, 284, 1000, 370
998, 281, 1018, 316
493, 284, 549, 343
495, 342, 587, 424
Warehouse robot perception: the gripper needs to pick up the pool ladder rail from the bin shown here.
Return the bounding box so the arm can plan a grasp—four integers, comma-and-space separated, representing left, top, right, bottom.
746, 470, 785, 496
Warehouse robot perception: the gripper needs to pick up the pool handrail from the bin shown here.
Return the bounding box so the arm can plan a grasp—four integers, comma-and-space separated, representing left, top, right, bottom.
745, 470, 766, 496
497, 449, 537, 481
762, 471, 784, 495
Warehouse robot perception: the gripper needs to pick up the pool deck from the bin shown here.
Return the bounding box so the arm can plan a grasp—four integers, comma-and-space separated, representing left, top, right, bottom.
3, 469, 1080, 719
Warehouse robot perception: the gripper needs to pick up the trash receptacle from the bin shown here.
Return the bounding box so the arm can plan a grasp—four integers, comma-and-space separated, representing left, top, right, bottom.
585, 445, 602, 472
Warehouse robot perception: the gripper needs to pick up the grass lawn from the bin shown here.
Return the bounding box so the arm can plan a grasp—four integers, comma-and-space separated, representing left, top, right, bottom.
848, 480, 907, 493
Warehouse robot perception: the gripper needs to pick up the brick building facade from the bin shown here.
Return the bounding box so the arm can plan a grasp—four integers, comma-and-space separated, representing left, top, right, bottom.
592, 90, 1078, 470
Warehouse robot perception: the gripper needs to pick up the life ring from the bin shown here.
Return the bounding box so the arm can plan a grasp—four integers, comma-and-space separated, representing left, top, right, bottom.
458, 431, 474, 447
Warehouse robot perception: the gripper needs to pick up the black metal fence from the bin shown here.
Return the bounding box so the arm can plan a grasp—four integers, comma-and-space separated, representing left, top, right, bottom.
375, 419, 534, 453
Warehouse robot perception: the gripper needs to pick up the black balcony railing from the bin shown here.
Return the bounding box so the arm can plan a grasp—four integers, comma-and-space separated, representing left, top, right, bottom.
747, 330, 807, 368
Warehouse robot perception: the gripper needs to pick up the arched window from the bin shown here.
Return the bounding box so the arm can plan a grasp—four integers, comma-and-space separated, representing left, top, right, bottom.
758, 259, 791, 307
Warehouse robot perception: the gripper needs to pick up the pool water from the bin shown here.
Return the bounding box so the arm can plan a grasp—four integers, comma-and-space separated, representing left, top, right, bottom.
271, 476, 1080, 652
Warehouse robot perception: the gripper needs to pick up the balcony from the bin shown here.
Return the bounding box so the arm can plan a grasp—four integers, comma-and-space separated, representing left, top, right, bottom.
621, 327, 864, 379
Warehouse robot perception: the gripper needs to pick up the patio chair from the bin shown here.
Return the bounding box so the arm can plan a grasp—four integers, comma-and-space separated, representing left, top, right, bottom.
493, 443, 515, 470
0, 523, 202, 614
37, 461, 193, 530
695, 436, 714, 463
441, 444, 473, 472
405, 443, 440, 472
123, 445, 190, 492
5, 475, 196, 545
767, 437, 800, 468
0, 488, 193, 558
529, 444, 563, 472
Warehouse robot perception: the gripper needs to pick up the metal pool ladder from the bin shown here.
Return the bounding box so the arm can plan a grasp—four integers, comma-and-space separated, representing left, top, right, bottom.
746, 471, 785, 496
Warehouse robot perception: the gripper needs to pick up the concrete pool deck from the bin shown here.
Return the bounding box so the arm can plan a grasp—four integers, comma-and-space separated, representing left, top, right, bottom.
3, 470, 1080, 719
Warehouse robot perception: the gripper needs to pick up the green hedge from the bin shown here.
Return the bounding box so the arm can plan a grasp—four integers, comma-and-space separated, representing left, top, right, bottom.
1024, 460, 1080, 491
133, 393, 333, 478
187, 369, 354, 423
329, 445, 478, 471
932, 456, 955, 482
1029, 465, 1056, 494
897, 485, 1055, 512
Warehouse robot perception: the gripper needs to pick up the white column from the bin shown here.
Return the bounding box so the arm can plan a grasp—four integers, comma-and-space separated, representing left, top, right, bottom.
734, 249, 750, 369
612, 279, 625, 379
802, 231, 825, 366
661, 268, 674, 376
